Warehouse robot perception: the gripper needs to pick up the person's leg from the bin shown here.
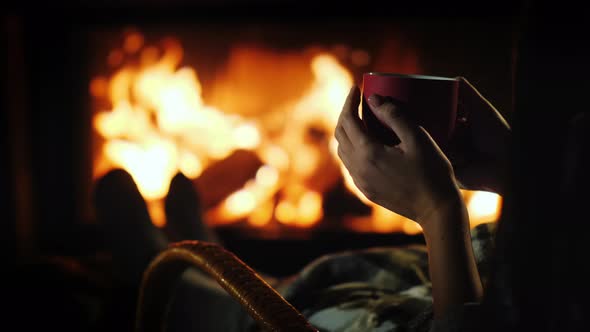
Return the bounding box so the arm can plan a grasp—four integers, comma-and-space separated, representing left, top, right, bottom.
164, 173, 221, 244
94, 169, 168, 285
96, 170, 255, 331
163, 173, 254, 331
167, 269, 254, 332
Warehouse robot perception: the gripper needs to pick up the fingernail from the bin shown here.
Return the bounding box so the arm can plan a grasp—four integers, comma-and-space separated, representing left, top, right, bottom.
368, 94, 384, 108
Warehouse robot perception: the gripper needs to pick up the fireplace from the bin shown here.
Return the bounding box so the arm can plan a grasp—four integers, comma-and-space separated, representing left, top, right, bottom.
89, 26, 504, 236
5, 3, 518, 273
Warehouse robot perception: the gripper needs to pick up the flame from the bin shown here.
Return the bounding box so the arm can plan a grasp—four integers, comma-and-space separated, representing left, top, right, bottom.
223, 189, 257, 218
275, 200, 297, 225
369, 205, 404, 233
255, 165, 279, 187
259, 145, 290, 171
296, 191, 323, 227
93, 34, 263, 228
124, 32, 144, 54
178, 150, 203, 178
103, 139, 177, 200
248, 200, 274, 227
233, 123, 261, 150
147, 200, 166, 228
92, 31, 502, 232
467, 191, 502, 226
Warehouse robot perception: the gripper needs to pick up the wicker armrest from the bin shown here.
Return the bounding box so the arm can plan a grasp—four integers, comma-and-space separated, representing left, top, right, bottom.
136, 240, 317, 332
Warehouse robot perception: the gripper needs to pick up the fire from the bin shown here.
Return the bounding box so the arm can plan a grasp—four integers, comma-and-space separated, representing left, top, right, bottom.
296, 191, 323, 227
92, 33, 262, 225
103, 138, 177, 199
467, 191, 502, 226
92, 31, 502, 233
223, 189, 257, 218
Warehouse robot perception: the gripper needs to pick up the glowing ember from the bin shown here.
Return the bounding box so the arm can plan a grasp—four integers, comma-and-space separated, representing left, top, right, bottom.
92, 31, 502, 232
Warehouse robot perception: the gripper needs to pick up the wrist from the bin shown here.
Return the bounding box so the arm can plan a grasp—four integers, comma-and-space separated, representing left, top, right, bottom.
419, 192, 469, 240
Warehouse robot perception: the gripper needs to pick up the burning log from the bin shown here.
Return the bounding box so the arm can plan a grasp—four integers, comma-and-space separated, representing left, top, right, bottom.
193, 149, 263, 210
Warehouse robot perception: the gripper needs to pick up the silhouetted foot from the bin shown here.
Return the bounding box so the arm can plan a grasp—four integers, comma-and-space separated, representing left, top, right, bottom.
94, 169, 168, 285
165, 173, 220, 244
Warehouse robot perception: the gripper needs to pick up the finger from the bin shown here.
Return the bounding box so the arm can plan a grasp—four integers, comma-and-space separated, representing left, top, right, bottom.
417, 126, 451, 165
334, 120, 353, 150
336, 86, 358, 129
367, 94, 420, 150
335, 129, 357, 170
337, 143, 355, 170
457, 76, 511, 130
338, 86, 373, 148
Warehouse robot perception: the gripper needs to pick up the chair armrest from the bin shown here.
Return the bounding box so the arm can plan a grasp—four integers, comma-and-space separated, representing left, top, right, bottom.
136, 240, 317, 332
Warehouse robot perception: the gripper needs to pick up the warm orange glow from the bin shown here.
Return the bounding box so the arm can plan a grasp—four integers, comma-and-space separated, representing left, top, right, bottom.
255, 165, 279, 188
275, 201, 297, 225
351, 49, 371, 67
103, 139, 177, 200
467, 191, 502, 227
147, 199, 166, 227
292, 145, 320, 177
296, 191, 323, 227
346, 190, 502, 234
124, 32, 144, 54
402, 219, 423, 235
178, 151, 203, 179
248, 200, 274, 227
260, 145, 290, 171
92, 31, 503, 233
233, 123, 261, 150
370, 206, 404, 233
224, 189, 257, 218
108, 49, 124, 67
140, 46, 159, 65
93, 33, 265, 212
89, 77, 108, 98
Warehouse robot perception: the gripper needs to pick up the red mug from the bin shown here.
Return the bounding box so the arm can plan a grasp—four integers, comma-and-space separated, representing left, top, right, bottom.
361, 72, 461, 150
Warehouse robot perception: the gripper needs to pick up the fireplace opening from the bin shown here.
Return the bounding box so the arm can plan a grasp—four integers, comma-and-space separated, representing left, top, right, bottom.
89, 26, 503, 240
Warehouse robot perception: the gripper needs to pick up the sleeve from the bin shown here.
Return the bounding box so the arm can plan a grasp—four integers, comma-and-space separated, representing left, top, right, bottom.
428, 303, 482, 332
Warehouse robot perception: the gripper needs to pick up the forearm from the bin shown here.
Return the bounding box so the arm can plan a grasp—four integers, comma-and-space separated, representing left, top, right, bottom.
421, 194, 483, 318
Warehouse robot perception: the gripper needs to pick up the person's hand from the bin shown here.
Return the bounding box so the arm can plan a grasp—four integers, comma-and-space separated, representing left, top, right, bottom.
335, 86, 463, 230
448, 77, 511, 194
